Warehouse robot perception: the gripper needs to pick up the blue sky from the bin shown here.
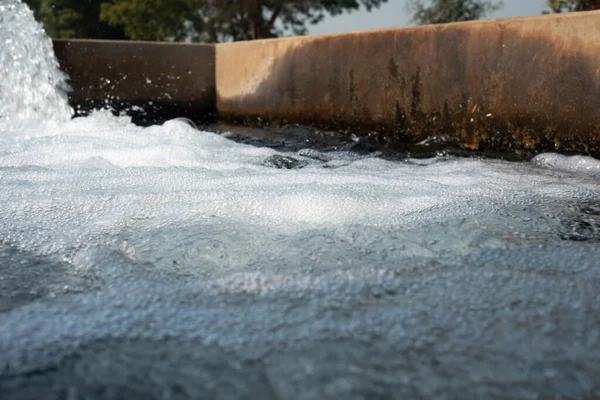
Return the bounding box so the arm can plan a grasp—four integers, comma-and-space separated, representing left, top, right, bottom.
310, 0, 551, 35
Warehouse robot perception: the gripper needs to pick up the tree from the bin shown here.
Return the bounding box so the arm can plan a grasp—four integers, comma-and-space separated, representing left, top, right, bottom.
408, 0, 503, 25
23, 0, 126, 39
546, 0, 600, 12
98, 0, 203, 41
24, 0, 388, 42
99, 0, 388, 42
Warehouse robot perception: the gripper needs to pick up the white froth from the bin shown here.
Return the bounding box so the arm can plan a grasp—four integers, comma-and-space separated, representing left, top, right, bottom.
533, 152, 600, 177
1, 111, 599, 265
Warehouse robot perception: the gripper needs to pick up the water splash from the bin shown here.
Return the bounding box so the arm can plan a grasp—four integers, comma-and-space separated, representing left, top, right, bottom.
0, 0, 72, 129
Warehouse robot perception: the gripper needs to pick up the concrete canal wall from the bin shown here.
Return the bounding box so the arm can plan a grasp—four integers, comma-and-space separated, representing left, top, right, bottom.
53, 10, 600, 154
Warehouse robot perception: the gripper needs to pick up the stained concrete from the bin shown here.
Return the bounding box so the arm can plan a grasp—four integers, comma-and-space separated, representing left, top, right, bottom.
216, 11, 600, 154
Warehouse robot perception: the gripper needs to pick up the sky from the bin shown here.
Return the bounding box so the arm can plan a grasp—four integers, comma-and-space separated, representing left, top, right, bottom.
310, 0, 551, 35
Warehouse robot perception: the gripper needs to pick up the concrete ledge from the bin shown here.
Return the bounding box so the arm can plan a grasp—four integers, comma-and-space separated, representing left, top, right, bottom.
53, 39, 216, 122
216, 11, 600, 154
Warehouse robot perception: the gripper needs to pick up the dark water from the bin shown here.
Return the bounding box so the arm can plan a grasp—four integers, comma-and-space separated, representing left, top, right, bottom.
2, 230, 600, 399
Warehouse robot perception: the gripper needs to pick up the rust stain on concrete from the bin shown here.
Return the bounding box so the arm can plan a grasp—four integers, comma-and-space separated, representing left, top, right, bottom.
216, 11, 600, 155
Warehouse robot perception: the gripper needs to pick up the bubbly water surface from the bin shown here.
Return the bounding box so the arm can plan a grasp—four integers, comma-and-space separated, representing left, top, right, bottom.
1, 1, 600, 399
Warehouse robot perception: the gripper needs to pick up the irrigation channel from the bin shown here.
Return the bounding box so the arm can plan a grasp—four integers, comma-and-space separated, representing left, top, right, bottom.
1, 1, 600, 399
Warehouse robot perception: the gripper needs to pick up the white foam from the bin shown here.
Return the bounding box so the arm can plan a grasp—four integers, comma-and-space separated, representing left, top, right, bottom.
1, 112, 599, 264
533, 152, 600, 177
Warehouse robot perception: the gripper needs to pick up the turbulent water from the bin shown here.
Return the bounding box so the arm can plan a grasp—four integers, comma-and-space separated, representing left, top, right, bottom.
0, 0, 72, 127
1, 1, 600, 399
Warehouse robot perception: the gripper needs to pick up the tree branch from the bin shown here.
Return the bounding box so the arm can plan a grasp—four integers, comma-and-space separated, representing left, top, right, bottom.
265, 0, 285, 32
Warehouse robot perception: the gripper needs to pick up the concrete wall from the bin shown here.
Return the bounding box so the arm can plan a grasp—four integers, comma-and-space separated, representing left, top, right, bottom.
216, 11, 600, 154
53, 11, 600, 153
53, 39, 216, 121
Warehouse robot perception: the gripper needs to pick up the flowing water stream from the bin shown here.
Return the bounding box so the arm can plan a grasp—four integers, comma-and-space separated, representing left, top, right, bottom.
1, 1, 600, 398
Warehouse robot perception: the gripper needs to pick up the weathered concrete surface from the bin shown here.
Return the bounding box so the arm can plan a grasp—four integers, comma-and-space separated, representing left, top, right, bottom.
53, 39, 216, 121
216, 11, 600, 155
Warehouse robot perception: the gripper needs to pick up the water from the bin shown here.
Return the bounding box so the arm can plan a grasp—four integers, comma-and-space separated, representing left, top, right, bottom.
1, 1, 600, 399
0, 0, 72, 127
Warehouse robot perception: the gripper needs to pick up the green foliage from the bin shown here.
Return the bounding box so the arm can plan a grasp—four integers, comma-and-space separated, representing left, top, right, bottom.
24, 0, 388, 42
546, 0, 600, 12
23, 0, 125, 39
100, 0, 389, 41
272, 0, 386, 37
408, 0, 503, 25
99, 0, 203, 41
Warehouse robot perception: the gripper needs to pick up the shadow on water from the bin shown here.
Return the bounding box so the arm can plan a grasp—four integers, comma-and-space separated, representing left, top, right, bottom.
0, 339, 276, 400
4, 336, 599, 400
0, 245, 95, 313
202, 121, 541, 162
